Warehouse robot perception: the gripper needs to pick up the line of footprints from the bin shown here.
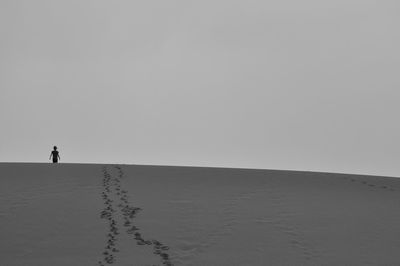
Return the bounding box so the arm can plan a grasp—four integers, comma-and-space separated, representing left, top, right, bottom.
342, 176, 396, 191
98, 165, 172, 266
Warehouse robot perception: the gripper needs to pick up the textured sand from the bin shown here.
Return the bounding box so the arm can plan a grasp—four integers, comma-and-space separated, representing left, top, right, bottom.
1, 163, 400, 265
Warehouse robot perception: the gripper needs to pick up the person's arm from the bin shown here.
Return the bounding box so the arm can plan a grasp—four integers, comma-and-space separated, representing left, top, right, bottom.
58, 154, 61, 160
49, 152, 52, 160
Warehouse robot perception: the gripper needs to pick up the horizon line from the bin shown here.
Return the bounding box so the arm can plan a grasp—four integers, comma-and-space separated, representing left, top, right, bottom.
0, 161, 398, 179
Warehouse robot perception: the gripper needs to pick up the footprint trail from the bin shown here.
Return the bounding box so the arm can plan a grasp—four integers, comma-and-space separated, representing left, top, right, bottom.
98, 165, 173, 265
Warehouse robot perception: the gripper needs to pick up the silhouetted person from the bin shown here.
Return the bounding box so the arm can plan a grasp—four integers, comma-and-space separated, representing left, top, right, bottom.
49, 146, 60, 163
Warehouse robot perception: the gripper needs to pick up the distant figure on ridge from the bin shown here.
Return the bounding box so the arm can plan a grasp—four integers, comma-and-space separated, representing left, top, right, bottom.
49, 146, 60, 163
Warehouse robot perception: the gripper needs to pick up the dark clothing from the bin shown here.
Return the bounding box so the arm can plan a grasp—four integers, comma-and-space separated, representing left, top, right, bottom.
52, 150, 59, 163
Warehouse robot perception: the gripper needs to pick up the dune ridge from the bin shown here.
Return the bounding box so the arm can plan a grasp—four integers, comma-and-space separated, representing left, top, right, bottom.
1, 163, 400, 265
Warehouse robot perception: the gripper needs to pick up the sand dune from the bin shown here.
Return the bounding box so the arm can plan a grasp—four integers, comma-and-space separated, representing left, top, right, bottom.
1, 163, 400, 265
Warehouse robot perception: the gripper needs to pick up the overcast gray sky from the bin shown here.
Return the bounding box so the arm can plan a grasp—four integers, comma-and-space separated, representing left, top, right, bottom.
1, 0, 399, 177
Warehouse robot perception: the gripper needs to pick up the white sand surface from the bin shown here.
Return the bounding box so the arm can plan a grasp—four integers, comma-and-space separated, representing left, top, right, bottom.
1, 163, 400, 265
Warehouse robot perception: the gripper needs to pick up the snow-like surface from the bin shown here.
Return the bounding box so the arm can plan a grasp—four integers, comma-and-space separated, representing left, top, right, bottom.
1, 163, 400, 265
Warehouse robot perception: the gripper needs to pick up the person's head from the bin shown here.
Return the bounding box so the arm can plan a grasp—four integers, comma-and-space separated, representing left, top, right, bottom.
53, 146, 57, 150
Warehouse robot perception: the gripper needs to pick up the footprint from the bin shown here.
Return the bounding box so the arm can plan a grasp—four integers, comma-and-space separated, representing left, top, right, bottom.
99, 166, 173, 265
